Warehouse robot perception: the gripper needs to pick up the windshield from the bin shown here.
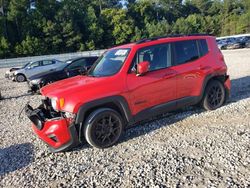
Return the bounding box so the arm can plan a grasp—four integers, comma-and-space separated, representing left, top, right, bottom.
88, 48, 130, 77
22, 62, 31, 68
54, 59, 73, 70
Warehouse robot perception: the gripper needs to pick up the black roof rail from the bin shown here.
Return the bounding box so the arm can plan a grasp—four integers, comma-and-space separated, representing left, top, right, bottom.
136, 33, 213, 44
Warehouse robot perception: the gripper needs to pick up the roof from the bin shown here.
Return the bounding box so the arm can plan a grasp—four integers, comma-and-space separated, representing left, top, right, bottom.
111, 34, 213, 49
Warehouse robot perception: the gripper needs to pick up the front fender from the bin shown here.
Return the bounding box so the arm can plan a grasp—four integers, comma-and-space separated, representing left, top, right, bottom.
75, 95, 132, 125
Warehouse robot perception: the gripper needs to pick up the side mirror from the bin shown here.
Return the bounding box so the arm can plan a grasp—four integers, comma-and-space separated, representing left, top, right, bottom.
137, 61, 150, 76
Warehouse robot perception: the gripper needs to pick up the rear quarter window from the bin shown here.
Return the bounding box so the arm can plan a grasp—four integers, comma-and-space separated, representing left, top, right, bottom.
174, 40, 199, 65
199, 39, 209, 56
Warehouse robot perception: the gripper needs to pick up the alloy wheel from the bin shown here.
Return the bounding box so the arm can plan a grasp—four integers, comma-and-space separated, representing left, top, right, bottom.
93, 114, 122, 146
207, 85, 223, 108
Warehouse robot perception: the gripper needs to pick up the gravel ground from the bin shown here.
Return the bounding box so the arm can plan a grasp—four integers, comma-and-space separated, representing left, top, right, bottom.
0, 49, 250, 187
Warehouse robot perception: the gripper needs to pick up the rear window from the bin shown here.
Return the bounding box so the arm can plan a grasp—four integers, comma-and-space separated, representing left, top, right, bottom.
174, 40, 199, 65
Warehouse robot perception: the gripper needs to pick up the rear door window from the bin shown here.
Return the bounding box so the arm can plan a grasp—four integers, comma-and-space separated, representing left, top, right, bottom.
174, 40, 199, 65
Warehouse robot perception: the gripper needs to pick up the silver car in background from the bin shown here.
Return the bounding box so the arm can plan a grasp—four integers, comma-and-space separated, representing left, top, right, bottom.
10, 59, 63, 82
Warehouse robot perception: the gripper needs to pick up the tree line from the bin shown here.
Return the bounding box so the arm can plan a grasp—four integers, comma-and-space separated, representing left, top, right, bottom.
0, 0, 249, 59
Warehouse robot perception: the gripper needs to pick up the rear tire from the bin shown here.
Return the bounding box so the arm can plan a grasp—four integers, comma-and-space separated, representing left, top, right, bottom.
201, 80, 226, 111
15, 74, 26, 82
84, 108, 124, 149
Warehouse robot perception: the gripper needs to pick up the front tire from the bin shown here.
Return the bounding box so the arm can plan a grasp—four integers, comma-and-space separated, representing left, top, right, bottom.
84, 108, 124, 149
15, 74, 26, 82
201, 80, 226, 111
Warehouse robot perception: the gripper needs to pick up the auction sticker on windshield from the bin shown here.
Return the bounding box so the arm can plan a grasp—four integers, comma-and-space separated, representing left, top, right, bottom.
115, 49, 129, 56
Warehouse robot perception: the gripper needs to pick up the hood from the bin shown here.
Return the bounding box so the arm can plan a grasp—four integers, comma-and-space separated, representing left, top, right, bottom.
41, 75, 106, 96
40, 75, 118, 113
14, 68, 25, 74
10, 67, 21, 72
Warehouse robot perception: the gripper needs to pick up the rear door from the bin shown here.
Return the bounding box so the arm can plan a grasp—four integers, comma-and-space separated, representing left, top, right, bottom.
127, 43, 177, 115
172, 39, 209, 99
41, 60, 56, 72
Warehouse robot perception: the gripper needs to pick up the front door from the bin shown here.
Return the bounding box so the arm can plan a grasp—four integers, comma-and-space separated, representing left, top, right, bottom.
127, 43, 177, 116
25, 61, 42, 77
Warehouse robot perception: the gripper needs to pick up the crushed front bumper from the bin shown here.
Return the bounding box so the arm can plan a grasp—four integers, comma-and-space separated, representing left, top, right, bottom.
25, 104, 80, 152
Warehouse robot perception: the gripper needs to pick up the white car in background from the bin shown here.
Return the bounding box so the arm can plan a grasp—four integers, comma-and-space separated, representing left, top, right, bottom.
9, 59, 63, 82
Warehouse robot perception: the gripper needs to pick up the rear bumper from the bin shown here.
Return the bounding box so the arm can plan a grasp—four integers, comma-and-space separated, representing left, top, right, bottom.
25, 104, 80, 152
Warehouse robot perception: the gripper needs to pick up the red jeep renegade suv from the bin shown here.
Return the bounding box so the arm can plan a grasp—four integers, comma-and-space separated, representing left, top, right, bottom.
25, 34, 231, 152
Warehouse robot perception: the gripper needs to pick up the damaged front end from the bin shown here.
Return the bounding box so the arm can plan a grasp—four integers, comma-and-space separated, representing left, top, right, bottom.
25, 98, 80, 152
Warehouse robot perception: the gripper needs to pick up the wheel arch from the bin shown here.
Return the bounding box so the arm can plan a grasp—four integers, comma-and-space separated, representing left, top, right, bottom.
15, 73, 27, 81
200, 74, 228, 100
75, 95, 133, 125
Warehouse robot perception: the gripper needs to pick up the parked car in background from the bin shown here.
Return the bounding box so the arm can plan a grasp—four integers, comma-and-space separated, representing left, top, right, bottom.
217, 37, 246, 50
238, 36, 250, 45
11, 59, 63, 82
5, 62, 32, 79
27, 56, 98, 93
5, 67, 23, 79
227, 37, 245, 49
245, 40, 250, 48
25, 34, 231, 152
217, 40, 228, 50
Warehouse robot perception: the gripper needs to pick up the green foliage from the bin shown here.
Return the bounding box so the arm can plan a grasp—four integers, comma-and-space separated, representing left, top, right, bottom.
146, 19, 170, 37
15, 36, 44, 56
0, 37, 10, 58
0, 0, 249, 58
102, 8, 134, 45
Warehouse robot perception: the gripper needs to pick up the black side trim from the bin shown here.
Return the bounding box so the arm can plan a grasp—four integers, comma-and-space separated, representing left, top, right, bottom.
76, 95, 132, 124
132, 96, 200, 123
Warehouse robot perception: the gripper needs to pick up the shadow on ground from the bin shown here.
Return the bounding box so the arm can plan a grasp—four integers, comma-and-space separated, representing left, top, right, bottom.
0, 143, 34, 176
230, 76, 250, 101
1, 93, 32, 100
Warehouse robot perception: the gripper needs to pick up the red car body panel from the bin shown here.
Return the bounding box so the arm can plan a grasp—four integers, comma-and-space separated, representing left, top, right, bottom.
27, 35, 231, 151
41, 36, 227, 114
32, 118, 71, 149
